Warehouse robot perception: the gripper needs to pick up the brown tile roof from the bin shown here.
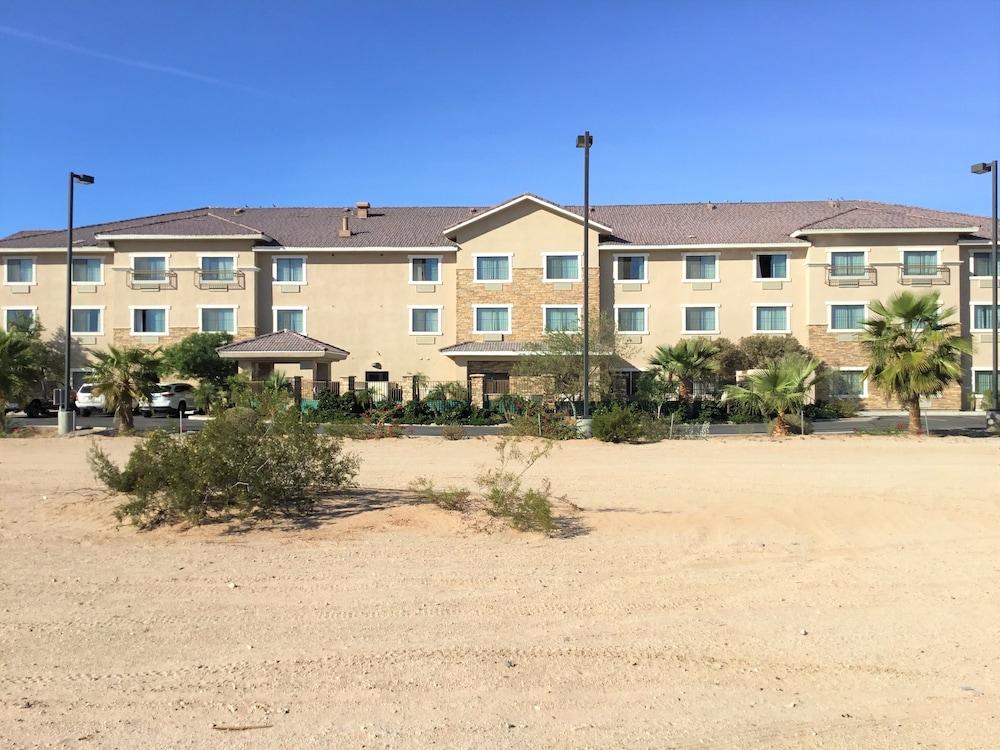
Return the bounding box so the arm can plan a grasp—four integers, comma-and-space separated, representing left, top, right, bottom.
439, 341, 534, 354
0, 198, 990, 250
217, 330, 349, 356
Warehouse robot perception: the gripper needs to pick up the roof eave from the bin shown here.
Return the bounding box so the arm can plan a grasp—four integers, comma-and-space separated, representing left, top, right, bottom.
95, 233, 265, 241
441, 194, 613, 238
790, 226, 979, 238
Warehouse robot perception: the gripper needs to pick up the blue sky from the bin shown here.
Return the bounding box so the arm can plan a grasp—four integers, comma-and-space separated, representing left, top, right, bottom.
1, 0, 998, 235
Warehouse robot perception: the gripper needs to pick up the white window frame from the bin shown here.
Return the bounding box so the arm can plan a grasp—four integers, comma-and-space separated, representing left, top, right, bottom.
827, 302, 869, 333
70, 305, 105, 336
752, 303, 792, 334
1, 306, 37, 331
614, 304, 649, 335
612, 253, 649, 283
971, 368, 994, 396
408, 305, 443, 335
970, 302, 998, 332
969, 250, 997, 279
129, 252, 171, 285
681, 304, 720, 335
197, 304, 239, 335
751, 251, 790, 282
408, 255, 442, 285
272, 255, 307, 285
830, 367, 869, 399
472, 253, 513, 284
272, 305, 308, 334
198, 253, 239, 282
71, 255, 105, 285
472, 304, 512, 334
4, 256, 36, 286
899, 247, 941, 277
827, 248, 870, 278
541, 304, 582, 332
682, 252, 721, 283
129, 305, 171, 336
541, 252, 582, 283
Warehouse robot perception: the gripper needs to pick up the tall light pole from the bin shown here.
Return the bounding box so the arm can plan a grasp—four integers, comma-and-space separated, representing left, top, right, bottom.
576, 131, 593, 422
971, 161, 998, 431
58, 172, 95, 436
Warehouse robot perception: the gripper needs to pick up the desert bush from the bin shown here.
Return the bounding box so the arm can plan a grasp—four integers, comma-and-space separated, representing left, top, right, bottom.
442, 423, 466, 440
591, 404, 643, 443
90, 406, 359, 527
476, 439, 557, 533
505, 412, 578, 440
408, 477, 472, 511
402, 398, 435, 424
805, 398, 860, 420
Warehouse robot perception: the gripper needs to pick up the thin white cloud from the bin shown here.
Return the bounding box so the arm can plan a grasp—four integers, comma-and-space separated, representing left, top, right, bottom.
0, 25, 264, 95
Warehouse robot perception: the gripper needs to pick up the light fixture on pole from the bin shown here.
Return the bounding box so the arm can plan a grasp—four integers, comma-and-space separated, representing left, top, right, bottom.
576, 131, 593, 426
971, 160, 998, 431
58, 172, 95, 436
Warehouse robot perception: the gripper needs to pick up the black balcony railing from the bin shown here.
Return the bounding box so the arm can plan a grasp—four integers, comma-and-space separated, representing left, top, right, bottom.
126, 269, 177, 289
195, 269, 246, 290
824, 265, 877, 286
898, 264, 950, 285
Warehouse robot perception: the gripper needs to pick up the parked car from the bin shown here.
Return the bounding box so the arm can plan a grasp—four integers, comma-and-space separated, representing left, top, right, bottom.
139, 383, 195, 417
74, 383, 107, 417
4, 390, 61, 418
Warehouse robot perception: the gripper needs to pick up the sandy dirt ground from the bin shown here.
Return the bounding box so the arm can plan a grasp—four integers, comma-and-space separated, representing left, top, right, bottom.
1, 433, 999, 749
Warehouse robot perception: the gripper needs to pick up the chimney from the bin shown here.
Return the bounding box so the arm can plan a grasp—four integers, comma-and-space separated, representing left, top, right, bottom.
339, 215, 351, 238
355, 201, 370, 219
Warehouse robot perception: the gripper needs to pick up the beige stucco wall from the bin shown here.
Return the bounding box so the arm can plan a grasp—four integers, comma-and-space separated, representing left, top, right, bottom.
257, 250, 463, 383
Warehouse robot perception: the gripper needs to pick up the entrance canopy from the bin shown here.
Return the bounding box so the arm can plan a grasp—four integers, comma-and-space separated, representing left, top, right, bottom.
217, 330, 349, 364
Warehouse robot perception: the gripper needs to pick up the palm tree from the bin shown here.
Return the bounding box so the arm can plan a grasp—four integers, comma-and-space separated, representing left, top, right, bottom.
90, 346, 161, 432
724, 353, 822, 437
649, 338, 721, 403
860, 291, 971, 435
0, 330, 38, 432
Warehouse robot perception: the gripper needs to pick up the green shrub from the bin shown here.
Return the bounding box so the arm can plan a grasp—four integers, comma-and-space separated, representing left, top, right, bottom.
442, 424, 466, 440
402, 398, 435, 424
90, 407, 359, 528
505, 412, 578, 440
476, 439, 557, 534
408, 477, 471, 511
591, 404, 643, 443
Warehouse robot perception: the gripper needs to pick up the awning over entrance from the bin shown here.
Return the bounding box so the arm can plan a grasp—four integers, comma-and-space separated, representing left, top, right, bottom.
439, 341, 535, 359
216, 330, 350, 363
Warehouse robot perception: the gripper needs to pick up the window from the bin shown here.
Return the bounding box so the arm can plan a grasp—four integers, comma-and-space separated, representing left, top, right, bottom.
70, 307, 102, 335
614, 254, 647, 283
754, 253, 788, 280
365, 371, 389, 383
683, 254, 718, 282
973, 304, 998, 331
410, 256, 441, 284
409, 306, 442, 335
474, 255, 511, 283
474, 305, 511, 333
200, 256, 235, 282
829, 251, 866, 277
132, 255, 167, 283
5, 257, 35, 284
973, 370, 994, 395
543, 254, 580, 282
902, 249, 938, 276
971, 251, 1000, 278
754, 305, 790, 333
3, 307, 35, 331
72, 257, 103, 283
683, 305, 718, 333
199, 306, 236, 334
274, 307, 306, 334
615, 305, 648, 334
131, 307, 168, 335
273, 256, 306, 284
543, 306, 580, 332
830, 369, 866, 398
829, 304, 866, 331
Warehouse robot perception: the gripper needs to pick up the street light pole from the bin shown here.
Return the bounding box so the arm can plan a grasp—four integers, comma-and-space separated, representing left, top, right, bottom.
576, 131, 593, 421
972, 161, 998, 431
58, 172, 94, 436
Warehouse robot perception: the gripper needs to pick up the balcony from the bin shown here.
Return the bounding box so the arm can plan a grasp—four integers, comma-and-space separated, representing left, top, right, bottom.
824, 265, 877, 287
126, 269, 177, 290
195, 269, 246, 290
898, 264, 950, 286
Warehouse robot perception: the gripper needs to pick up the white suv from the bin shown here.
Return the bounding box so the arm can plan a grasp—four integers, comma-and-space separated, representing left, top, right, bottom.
74, 383, 107, 417
139, 383, 195, 417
